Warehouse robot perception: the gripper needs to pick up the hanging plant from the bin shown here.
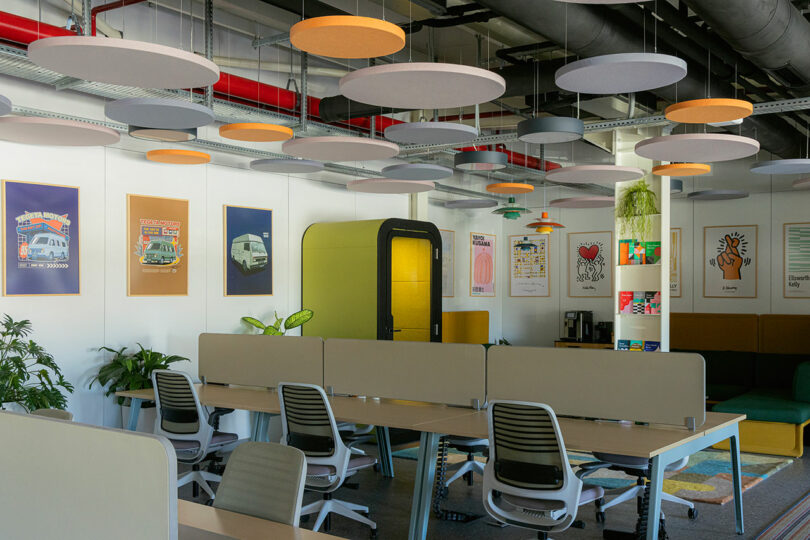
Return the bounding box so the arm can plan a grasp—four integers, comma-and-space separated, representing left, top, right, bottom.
615, 179, 659, 241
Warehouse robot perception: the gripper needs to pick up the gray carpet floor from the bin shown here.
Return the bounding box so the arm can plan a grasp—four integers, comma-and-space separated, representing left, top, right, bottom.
182, 450, 810, 540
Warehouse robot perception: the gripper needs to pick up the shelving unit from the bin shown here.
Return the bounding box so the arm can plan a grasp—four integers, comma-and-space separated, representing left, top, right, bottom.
613, 174, 670, 352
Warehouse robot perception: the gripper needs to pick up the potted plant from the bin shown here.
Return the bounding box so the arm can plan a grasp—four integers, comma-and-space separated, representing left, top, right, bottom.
0, 314, 74, 412
90, 344, 188, 431
241, 309, 314, 335
615, 179, 659, 241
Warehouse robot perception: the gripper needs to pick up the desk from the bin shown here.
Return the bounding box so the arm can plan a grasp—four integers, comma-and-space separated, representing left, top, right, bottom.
119, 387, 745, 540
179, 500, 339, 539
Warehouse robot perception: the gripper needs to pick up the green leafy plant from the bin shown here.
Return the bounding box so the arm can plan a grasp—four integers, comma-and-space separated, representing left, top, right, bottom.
0, 314, 74, 411
242, 309, 314, 335
616, 179, 659, 241
90, 345, 188, 405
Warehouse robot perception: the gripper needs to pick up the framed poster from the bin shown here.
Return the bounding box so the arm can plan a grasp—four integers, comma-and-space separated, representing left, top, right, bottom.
224, 205, 273, 296
670, 228, 681, 298
784, 222, 810, 298
2, 180, 80, 296
440, 229, 454, 297
127, 194, 188, 296
567, 231, 612, 298
509, 234, 549, 297
704, 225, 757, 298
470, 232, 495, 297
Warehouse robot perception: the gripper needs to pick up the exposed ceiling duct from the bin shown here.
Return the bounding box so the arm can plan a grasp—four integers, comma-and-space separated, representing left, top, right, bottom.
475, 0, 802, 158
684, 0, 810, 89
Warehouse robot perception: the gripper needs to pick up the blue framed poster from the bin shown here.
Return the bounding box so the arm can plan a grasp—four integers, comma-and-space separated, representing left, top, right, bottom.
2, 180, 80, 296
224, 205, 272, 296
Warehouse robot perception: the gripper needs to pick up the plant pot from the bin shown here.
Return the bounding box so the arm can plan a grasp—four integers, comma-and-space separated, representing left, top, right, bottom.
121, 402, 157, 433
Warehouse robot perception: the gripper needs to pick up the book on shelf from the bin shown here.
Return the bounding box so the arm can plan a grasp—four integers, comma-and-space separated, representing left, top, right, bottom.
644, 341, 661, 352
619, 239, 633, 266
619, 291, 634, 314
619, 290, 662, 315
629, 340, 644, 351
645, 241, 661, 265
616, 339, 661, 352
617, 339, 631, 350
633, 291, 646, 314
618, 240, 661, 266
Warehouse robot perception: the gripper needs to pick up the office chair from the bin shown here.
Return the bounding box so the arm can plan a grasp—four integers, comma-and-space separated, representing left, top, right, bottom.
482, 400, 608, 539
213, 441, 307, 525
151, 369, 242, 500
592, 452, 697, 532
442, 436, 488, 488
278, 382, 378, 535
30, 408, 73, 421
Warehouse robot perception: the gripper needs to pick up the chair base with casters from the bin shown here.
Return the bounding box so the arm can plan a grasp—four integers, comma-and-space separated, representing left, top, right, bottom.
443, 437, 488, 488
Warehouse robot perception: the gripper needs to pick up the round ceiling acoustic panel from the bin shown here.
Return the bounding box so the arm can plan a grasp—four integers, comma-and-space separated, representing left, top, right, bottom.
793, 178, 810, 190
708, 118, 744, 127
219, 123, 293, 142
687, 189, 749, 200
347, 178, 435, 194
290, 16, 405, 59
557, 0, 651, 2
486, 182, 534, 194
339, 62, 506, 109
0, 116, 120, 146
665, 98, 753, 124
0, 94, 11, 116
250, 158, 324, 174
454, 150, 508, 171
105, 98, 214, 129
549, 196, 615, 208
381, 163, 453, 181
28, 36, 219, 89
384, 122, 478, 145
545, 165, 644, 184
128, 125, 197, 142
555, 53, 687, 94
517, 116, 584, 144
635, 134, 760, 162
444, 199, 498, 209
750, 159, 810, 175
282, 136, 399, 162
146, 149, 210, 165
652, 163, 711, 177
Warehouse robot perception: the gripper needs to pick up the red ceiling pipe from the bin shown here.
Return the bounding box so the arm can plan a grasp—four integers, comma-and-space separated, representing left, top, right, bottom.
0, 11, 73, 45
91, 0, 147, 36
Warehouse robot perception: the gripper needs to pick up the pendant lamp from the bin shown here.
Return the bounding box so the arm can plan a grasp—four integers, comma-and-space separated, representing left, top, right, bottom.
28, 36, 220, 89
290, 16, 405, 59
454, 150, 508, 171
514, 237, 539, 251
527, 212, 565, 234
517, 117, 584, 144
492, 197, 531, 220
555, 53, 687, 94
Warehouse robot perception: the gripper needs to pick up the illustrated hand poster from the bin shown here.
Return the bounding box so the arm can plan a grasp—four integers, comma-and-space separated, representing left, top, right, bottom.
670, 228, 681, 297
509, 234, 549, 297
784, 222, 810, 298
2, 180, 79, 296
127, 194, 188, 296
704, 225, 757, 298
224, 205, 273, 296
440, 229, 454, 297
568, 231, 612, 297
470, 232, 495, 297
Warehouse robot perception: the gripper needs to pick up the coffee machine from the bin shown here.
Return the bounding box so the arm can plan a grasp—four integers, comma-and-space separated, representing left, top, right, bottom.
562, 310, 593, 342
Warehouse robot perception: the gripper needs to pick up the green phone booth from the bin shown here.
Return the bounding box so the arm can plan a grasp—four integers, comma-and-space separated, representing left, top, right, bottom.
302, 218, 442, 342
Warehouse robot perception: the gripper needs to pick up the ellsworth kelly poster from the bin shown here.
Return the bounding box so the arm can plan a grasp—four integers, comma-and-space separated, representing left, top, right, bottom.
2, 180, 80, 296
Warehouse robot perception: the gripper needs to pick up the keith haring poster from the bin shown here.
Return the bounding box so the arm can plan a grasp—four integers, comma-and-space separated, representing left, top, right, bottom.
2, 180, 80, 296
704, 225, 757, 298
568, 231, 612, 298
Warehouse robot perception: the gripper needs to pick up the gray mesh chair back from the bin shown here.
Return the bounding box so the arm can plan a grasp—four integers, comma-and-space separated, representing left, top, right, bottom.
30, 408, 73, 421
278, 384, 337, 458
213, 441, 307, 526
483, 400, 587, 534
151, 369, 211, 463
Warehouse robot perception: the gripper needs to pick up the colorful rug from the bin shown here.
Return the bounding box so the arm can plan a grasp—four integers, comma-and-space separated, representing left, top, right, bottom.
392, 447, 792, 505
756, 492, 810, 539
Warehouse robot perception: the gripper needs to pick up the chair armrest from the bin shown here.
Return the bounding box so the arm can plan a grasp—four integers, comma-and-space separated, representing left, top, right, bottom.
575, 461, 612, 479
207, 407, 235, 429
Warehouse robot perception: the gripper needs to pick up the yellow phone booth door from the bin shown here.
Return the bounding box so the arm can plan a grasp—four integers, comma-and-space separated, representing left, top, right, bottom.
390, 236, 432, 342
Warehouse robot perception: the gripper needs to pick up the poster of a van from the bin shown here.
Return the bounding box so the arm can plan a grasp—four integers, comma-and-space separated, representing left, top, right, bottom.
231, 234, 268, 272
26, 232, 70, 261
224, 205, 272, 296
143, 239, 178, 265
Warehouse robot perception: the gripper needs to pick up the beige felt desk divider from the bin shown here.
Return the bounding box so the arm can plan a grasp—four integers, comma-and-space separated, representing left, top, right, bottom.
199, 333, 324, 388
324, 339, 486, 407
487, 346, 706, 429
0, 411, 177, 540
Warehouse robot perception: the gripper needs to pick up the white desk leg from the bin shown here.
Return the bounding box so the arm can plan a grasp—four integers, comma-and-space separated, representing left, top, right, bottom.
645, 455, 664, 540
126, 398, 142, 431
408, 431, 440, 540
730, 428, 744, 534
